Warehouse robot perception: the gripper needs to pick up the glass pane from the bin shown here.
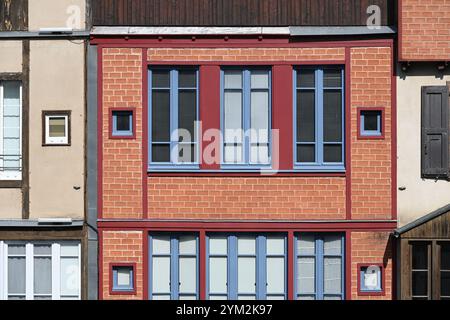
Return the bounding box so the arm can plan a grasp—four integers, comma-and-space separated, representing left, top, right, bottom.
34, 257, 52, 295
117, 268, 132, 287
8, 257, 25, 294
250, 91, 269, 140
34, 245, 51, 255
152, 144, 170, 163
179, 295, 197, 300
152, 90, 170, 142
250, 144, 269, 164
324, 145, 342, 163
178, 90, 197, 140
8, 245, 25, 255
441, 271, 450, 297
238, 295, 256, 300
178, 144, 195, 163
209, 295, 227, 300
324, 236, 342, 256
362, 111, 380, 132
152, 70, 170, 88
224, 144, 243, 164
152, 236, 171, 255
297, 145, 315, 163
297, 235, 315, 256
179, 70, 196, 88
224, 71, 242, 89
412, 244, 428, 270
324, 295, 342, 300
153, 295, 171, 300
49, 117, 66, 137
179, 257, 197, 294
34, 296, 52, 300
251, 70, 269, 89
179, 236, 197, 255
297, 90, 315, 142
323, 69, 342, 87
238, 237, 256, 255
209, 257, 227, 293
152, 257, 170, 293
115, 112, 131, 132
442, 244, 450, 270
209, 238, 227, 255
267, 295, 285, 300
297, 295, 315, 300
297, 69, 315, 88
324, 257, 342, 295
267, 257, 285, 294
412, 271, 428, 297
297, 257, 315, 294
323, 90, 342, 142
8, 296, 26, 300
267, 237, 285, 255
224, 91, 243, 140
60, 244, 79, 257
238, 257, 256, 293
61, 258, 80, 296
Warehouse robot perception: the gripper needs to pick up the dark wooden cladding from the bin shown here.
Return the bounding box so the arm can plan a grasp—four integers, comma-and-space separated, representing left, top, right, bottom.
0, 0, 27, 31
92, 0, 394, 27
401, 210, 450, 239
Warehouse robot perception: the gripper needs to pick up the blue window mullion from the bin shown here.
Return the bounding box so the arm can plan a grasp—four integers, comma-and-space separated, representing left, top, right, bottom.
257, 235, 267, 300
341, 69, 345, 163
148, 70, 152, 167
170, 237, 179, 299
243, 69, 251, 164
341, 235, 345, 300
170, 70, 178, 165
317, 69, 324, 165
148, 235, 153, 299
316, 236, 324, 300
228, 236, 238, 300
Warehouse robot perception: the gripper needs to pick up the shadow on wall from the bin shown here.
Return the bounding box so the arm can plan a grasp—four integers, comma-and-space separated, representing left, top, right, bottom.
398, 62, 450, 80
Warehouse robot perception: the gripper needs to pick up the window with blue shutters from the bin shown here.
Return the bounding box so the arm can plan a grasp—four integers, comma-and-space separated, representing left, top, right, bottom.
295, 233, 345, 300
0, 81, 22, 180
294, 67, 345, 171
207, 234, 287, 300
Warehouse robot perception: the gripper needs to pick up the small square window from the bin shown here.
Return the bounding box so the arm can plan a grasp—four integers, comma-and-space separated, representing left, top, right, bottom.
359, 109, 383, 139
111, 264, 135, 294
111, 110, 134, 138
359, 265, 383, 295
43, 111, 70, 146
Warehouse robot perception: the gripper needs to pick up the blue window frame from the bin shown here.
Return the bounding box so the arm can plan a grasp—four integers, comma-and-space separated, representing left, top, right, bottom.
149, 234, 199, 300
294, 67, 345, 171
148, 68, 199, 170
112, 110, 133, 137
112, 266, 134, 292
360, 110, 382, 137
220, 68, 272, 169
206, 234, 287, 300
295, 233, 345, 300
360, 265, 382, 292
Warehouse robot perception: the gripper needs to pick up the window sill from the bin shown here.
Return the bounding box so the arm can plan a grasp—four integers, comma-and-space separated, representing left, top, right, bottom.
147, 170, 346, 177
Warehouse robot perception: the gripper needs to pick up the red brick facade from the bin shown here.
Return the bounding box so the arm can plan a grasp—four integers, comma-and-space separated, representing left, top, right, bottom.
97, 40, 395, 300
400, 0, 450, 61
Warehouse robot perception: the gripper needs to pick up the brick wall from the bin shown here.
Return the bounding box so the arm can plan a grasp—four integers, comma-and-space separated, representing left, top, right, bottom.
350, 47, 392, 220
102, 230, 144, 300
147, 177, 346, 219
400, 0, 450, 60
102, 48, 144, 219
350, 231, 393, 300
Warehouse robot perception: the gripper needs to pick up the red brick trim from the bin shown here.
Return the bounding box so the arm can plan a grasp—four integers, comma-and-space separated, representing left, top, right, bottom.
109, 107, 137, 140
356, 107, 386, 140
109, 262, 138, 296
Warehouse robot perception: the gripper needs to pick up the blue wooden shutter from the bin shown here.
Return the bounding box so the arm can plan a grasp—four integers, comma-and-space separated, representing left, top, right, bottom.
421, 86, 449, 178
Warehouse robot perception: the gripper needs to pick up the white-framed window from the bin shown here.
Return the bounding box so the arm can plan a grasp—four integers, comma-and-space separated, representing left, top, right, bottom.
0, 81, 22, 180
43, 111, 70, 146
0, 241, 81, 300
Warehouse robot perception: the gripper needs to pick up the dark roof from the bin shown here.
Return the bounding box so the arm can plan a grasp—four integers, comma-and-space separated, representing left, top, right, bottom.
394, 203, 450, 237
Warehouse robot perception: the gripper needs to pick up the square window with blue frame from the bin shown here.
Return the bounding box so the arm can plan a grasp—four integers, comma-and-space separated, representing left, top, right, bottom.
359, 109, 383, 138
111, 264, 135, 294
359, 264, 383, 294
294, 66, 345, 172
111, 109, 134, 138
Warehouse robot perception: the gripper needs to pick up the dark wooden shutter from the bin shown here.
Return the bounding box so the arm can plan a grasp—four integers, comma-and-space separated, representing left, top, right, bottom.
421, 86, 449, 178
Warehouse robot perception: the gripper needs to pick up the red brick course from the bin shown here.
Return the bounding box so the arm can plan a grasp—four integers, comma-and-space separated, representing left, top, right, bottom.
400, 0, 450, 60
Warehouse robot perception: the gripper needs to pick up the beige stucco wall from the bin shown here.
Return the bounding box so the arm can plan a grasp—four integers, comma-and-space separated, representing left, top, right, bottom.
0, 41, 22, 73
29, 40, 85, 219
28, 0, 86, 31
397, 64, 450, 227
0, 189, 22, 219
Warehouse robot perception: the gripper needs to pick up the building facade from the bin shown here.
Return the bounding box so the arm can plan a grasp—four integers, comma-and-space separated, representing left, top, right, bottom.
91, 0, 397, 300
396, 0, 450, 300
0, 0, 94, 300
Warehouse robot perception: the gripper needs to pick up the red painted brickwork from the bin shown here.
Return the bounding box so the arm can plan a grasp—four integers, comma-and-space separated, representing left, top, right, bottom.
400, 0, 450, 60
102, 231, 144, 300
147, 177, 346, 220
350, 231, 393, 300
102, 48, 144, 219
147, 47, 345, 61
350, 47, 392, 220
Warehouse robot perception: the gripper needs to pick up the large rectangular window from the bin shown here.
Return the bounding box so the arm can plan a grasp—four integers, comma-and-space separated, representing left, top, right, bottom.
0, 241, 81, 300
149, 234, 199, 300
294, 67, 345, 171
0, 81, 22, 180
295, 233, 345, 300
221, 69, 271, 168
149, 68, 199, 169
207, 234, 286, 300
